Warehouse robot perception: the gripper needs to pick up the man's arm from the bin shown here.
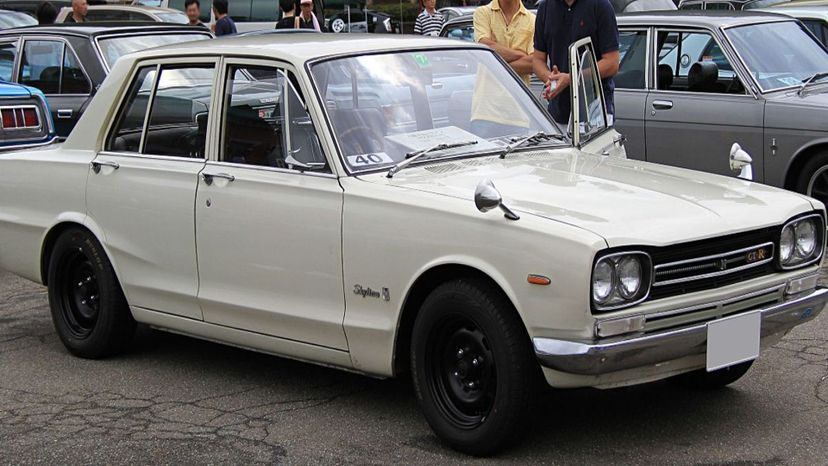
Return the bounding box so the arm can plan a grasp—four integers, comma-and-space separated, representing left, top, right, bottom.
479, 38, 527, 63
597, 50, 620, 79
509, 54, 534, 75
533, 50, 551, 83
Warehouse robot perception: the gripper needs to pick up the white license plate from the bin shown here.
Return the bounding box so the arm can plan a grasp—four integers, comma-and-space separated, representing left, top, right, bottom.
706, 311, 761, 372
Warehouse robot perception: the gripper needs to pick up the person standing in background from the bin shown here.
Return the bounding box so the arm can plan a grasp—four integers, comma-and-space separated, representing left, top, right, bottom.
184, 0, 205, 27
473, 0, 535, 84
275, 0, 313, 29
212, 0, 237, 36
299, 0, 323, 31
36, 1, 58, 24
64, 0, 87, 23
532, 0, 620, 124
414, 0, 444, 37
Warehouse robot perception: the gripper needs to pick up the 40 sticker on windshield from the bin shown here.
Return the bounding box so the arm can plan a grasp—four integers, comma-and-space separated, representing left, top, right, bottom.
347, 152, 395, 167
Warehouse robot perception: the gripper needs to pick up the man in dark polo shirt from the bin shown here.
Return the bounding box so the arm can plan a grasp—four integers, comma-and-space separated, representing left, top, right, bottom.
532, 0, 620, 124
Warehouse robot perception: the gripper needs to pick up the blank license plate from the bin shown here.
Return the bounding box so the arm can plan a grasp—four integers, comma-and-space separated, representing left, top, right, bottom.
706, 311, 761, 372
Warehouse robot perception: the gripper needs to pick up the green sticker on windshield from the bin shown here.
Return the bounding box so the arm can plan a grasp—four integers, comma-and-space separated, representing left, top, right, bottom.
413, 53, 431, 68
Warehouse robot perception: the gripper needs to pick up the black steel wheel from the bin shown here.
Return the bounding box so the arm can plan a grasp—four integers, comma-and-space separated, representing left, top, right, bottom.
796, 150, 828, 205
48, 228, 135, 358
411, 278, 538, 456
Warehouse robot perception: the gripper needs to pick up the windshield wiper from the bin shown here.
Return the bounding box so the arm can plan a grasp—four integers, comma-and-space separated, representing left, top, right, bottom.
797, 72, 828, 96
386, 140, 478, 178
499, 131, 562, 159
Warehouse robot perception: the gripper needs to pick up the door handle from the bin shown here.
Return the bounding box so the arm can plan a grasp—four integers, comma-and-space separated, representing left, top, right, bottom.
90, 160, 119, 174
57, 109, 73, 119
201, 172, 235, 185
652, 100, 673, 110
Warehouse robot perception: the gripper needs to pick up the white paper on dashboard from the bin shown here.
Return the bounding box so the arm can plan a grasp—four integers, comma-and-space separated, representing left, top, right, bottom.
384, 126, 499, 154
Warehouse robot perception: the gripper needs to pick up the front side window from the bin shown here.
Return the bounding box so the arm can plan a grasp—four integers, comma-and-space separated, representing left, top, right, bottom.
310, 49, 560, 173
725, 21, 828, 91
573, 42, 607, 141
106, 64, 214, 158
616, 30, 647, 89
221, 65, 328, 172
0, 42, 16, 82
656, 30, 744, 94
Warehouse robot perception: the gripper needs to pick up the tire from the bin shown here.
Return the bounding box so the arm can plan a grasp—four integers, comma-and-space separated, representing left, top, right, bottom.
410, 278, 538, 456
794, 150, 828, 205
47, 228, 135, 358
669, 360, 754, 389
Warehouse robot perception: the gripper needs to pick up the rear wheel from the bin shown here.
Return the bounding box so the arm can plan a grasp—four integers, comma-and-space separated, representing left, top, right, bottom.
670, 360, 754, 389
795, 150, 828, 205
47, 228, 135, 358
410, 279, 537, 456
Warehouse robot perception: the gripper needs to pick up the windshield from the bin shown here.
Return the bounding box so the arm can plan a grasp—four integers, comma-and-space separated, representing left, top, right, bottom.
97, 33, 211, 69
155, 12, 190, 24
310, 49, 560, 173
725, 21, 828, 91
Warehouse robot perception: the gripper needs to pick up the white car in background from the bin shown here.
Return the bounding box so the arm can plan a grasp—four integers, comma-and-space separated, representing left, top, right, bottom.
0, 33, 825, 455
56, 4, 191, 23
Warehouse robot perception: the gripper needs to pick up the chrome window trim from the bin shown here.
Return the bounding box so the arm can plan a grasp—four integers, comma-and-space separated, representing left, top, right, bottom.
779, 213, 826, 270
720, 19, 811, 94
653, 241, 775, 286
0, 104, 43, 131
97, 150, 207, 163
93, 31, 213, 73
592, 250, 654, 312
18, 36, 93, 97
646, 283, 786, 320
206, 160, 339, 179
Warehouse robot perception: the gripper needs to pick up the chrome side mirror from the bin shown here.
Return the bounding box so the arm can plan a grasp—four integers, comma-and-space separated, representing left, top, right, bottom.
474, 179, 520, 221
285, 153, 326, 172
729, 143, 753, 181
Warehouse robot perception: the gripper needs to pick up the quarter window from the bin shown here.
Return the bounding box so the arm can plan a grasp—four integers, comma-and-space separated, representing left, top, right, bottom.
106, 64, 215, 158
221, 65, 328, 172
616, 30, 647, 90
18, 40, 90, 95
0, 42, 16, 82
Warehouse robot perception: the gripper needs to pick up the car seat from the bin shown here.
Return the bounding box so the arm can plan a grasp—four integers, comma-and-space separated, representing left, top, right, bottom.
657, 64, 674, 90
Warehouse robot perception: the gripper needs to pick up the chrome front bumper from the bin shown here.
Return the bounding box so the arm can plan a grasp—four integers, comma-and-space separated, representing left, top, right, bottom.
533, 287, 828, 376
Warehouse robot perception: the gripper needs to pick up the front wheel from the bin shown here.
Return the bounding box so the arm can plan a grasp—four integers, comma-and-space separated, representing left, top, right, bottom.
47, 228, 135, 358
669, 360, 754, 389
795, 150, 828, 205
410, 279, 538, 456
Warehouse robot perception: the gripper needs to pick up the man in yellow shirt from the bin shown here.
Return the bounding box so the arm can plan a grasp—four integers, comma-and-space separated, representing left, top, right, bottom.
470, 0, 535, 136
473, 0, 535, 85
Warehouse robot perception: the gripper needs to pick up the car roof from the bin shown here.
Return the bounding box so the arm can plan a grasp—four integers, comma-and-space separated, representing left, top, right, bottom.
0, 22, 210, 38
135, 33, 485, 65
64, 4, 184, 13
617, 10, 795, 27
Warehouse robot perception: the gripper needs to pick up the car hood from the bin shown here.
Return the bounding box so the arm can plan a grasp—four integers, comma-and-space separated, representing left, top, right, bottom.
765, 85, 828, 132
358, 150, 816, 247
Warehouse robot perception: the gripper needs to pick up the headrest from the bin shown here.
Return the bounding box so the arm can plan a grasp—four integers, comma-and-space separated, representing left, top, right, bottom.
657, 64, 673, 90
688, 61, 718, 92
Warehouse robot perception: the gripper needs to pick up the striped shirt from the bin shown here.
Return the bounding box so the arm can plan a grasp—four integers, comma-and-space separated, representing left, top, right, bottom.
414, 10, 444, 36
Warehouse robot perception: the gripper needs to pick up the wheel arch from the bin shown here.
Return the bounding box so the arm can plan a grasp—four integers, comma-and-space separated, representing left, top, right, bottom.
40, 218, 111, 286
391, 262, 523, 377
783, 139, 828, 191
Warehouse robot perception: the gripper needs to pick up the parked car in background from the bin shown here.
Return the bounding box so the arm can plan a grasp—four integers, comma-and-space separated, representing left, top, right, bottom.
613, 12, 828, 203
56, 5, 191, 24
0, 81, 56, 150
0, 9, 37, 29
438, 5, 476, 21
758, 1, 828, 46
0, 23, 212, 138
677, 0, 787, 9
326, 8, 398, 33
0, 0, 71, 17
1, 31, 826, 456
612, 0, 676, 11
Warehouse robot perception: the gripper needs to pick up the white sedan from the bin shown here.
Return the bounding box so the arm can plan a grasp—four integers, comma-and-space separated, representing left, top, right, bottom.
0, 34, 825, 455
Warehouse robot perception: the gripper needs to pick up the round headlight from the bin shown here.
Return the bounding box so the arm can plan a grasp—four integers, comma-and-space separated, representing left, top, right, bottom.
780, 225, 795, 263
616, 256, 642, 299
795, 219, 817, 258
592, 260, 614, 304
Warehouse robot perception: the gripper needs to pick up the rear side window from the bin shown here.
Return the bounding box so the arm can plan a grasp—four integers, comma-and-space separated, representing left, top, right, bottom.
107, 66, 157, 152
0, 42, 16, 82
18, 40, 90, 95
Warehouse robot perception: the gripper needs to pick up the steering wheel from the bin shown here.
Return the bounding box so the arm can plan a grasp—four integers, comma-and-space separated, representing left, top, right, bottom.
338, 125, 384, 155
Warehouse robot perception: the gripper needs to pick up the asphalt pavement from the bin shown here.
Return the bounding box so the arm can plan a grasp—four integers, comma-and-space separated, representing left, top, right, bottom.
1, 266, 826, 465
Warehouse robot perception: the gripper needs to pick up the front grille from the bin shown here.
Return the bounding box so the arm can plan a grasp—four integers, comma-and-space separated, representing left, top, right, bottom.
647, 227, 778, 301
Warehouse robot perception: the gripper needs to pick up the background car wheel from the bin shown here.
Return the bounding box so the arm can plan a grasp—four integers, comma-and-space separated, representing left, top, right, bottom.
330, 17, 346, 33
795, 150, 828, 205
669, 360, 754, 389
47, 228, 135, 358
410, 278, 538, 456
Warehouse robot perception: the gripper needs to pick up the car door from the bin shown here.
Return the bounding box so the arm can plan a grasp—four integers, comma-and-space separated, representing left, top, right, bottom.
86, 59, 217, 320
644, 28, 765, 180
614, 28, 650, 160
194, 59, 347, 350
17, 37, 91, 138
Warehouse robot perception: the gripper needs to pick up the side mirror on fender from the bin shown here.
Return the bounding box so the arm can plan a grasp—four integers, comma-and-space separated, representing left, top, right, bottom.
730, 143, 753, 181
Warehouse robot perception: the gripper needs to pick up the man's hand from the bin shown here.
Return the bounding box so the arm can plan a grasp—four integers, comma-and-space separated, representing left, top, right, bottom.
543, 65, 570, 100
